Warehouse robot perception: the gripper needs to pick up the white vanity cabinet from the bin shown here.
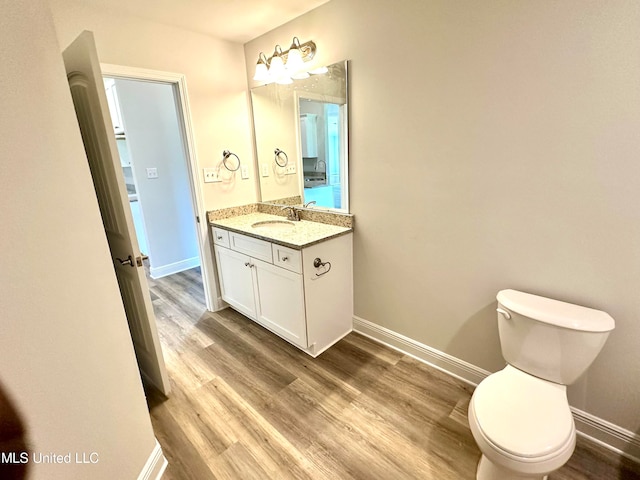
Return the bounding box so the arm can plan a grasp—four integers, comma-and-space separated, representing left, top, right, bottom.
214, 245, 259, 319
253, 257, 307, 347
212, 226, 352, 357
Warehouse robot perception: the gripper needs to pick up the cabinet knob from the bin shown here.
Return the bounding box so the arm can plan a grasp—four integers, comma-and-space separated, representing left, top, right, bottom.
244, 262, 251, 267
217, 235, 223, 240
282, 256, 289, 261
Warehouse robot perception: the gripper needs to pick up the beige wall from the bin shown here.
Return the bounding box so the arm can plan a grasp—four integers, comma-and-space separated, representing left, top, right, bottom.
49, 0, 257, 211
245, 0, 640, 434
0, 1, 160, 478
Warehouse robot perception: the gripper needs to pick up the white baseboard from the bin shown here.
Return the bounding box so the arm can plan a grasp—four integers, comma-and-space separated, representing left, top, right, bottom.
572, 409, 640, 464
137, 440, 167, 480
150, 256, 200, 279
353, 315, 490, 386
352, 315, 640, 464
211, 296, 227, 312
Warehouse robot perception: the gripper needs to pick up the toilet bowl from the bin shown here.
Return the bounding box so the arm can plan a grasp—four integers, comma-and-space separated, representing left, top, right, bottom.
468, 365, 576, 480
468, 289, 614, 480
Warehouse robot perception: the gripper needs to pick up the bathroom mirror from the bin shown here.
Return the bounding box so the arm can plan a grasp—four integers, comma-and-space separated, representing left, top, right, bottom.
250, 60, 348, 212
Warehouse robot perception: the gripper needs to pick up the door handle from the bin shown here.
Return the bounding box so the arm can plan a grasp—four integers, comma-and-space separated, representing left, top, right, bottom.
117, 255, 134, 267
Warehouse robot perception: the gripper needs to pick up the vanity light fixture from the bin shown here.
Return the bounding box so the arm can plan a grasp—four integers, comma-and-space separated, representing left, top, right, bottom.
269, 45, 289, 84
252, 53, 270, 83
252, 37, 317, 85
286, 37, 309, 80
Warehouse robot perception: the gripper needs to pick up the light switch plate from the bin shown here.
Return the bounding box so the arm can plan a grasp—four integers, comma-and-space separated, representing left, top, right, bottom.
261, 163, 269, 177
285, 164, 296, 175
203, 167, 220, 183
241, 165, 249, 179
146, 167, 158, 179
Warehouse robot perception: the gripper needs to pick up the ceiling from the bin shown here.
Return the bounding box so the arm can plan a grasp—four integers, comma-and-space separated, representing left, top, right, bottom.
78, 0, 331, 44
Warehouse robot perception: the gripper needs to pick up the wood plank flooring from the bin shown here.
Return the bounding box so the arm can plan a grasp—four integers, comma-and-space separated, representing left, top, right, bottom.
145, 268, 640, 480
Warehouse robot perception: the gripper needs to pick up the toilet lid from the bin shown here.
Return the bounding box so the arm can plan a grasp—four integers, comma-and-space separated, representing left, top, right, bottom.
473, 366, 574, 458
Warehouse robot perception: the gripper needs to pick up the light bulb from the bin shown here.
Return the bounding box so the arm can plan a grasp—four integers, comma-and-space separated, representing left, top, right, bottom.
252, 53, 271, 83
269, 46, 286, 78
286, 46, 304, 73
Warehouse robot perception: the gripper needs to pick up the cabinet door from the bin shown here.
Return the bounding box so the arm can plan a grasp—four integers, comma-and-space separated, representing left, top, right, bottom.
253, 258, 307, 348
214, 245, 257, 319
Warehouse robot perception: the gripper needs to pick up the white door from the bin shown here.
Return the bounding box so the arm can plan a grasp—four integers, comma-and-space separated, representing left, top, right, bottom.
63, 31, 170, 395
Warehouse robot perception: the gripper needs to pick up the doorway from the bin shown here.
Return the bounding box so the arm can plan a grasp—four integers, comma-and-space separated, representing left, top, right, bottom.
103, 76, 200, 279
101, 64, 217, 312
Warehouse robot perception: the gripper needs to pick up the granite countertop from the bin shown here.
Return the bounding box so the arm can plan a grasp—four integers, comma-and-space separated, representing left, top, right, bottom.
210, 212, 352, 249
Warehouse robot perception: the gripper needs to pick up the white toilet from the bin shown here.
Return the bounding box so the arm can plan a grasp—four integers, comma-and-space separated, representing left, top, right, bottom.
468, 289, 615, 480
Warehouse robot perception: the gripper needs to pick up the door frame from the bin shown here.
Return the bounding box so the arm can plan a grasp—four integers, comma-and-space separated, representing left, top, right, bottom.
101, 63, 219, 311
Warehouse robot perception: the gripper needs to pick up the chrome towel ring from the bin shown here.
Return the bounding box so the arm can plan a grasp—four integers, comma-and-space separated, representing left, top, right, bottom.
222, 150, 240, 172
274, 148, 288, 167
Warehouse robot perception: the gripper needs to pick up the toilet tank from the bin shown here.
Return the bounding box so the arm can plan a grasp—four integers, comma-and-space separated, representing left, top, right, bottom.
496, 289, 615, 385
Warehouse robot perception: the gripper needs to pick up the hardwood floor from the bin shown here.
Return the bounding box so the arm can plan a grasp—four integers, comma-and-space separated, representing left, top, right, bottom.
145, 268, 640, 480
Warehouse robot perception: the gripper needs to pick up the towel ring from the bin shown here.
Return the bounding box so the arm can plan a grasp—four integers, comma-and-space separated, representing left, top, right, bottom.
313, 257, 332, 277
222, 150, 240, 172
274, 148, 288, 167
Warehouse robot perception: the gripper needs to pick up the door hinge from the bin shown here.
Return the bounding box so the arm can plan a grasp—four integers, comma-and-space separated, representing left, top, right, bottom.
196, 215, 200, 223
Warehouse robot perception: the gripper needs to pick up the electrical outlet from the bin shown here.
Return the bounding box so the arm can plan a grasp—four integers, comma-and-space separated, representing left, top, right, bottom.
203, 167, 220, 183
261, 163, 269, 177
285, 164, 297, 175
241, 165, 249, 179
146, 167, 158, 179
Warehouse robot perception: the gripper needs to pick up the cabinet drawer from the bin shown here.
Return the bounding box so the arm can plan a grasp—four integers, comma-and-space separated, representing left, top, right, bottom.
229, 231, 273, 263
212, 227, 230, 247
272, 244, 302, 273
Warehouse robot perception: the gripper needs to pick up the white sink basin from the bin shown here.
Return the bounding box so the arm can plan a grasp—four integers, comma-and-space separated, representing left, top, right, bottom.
251, 220, 296, 230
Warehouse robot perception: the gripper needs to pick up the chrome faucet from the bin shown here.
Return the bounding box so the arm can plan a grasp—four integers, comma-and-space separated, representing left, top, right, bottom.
281, 205, 300, 221
303, 200, 317, 208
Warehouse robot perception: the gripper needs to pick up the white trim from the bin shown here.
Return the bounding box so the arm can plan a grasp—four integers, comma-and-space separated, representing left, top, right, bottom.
150, 256, 200, 279
212, 295, 227, 312
573, 409, 640, 464
100, 63, 221, 312
353, 314, 640, 464
353, 315, 489, 386
137, 440, 167, 480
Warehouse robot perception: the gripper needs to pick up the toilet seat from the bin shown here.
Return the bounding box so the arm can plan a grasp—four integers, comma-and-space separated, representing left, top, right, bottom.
472, 365, 574, 459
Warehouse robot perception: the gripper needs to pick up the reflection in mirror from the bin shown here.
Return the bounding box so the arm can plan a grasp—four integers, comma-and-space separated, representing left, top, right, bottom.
251, 61, 348, 212
297, 92, 347, 210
